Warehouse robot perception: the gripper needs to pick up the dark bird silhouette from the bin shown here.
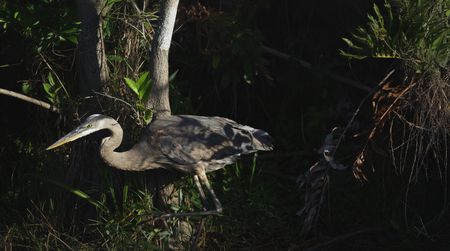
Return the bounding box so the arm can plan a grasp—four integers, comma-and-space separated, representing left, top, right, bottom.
47, 114, 273, 216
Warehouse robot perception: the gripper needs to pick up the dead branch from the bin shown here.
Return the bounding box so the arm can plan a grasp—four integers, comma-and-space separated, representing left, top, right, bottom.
0, 88, 59, 113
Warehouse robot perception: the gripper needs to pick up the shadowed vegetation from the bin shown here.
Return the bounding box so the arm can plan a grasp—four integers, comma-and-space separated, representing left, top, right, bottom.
1, 0, 449, 250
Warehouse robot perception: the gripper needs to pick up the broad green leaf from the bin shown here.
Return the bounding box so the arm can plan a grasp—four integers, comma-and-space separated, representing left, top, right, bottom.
43, 82, 52, 96
140, 80, 152, 102
124, 77, 139, 96
136, 71, 149, 86
137, 72, 152, 101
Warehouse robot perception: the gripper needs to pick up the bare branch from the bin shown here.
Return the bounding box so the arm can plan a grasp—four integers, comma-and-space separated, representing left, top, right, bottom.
0, 88, 59, 113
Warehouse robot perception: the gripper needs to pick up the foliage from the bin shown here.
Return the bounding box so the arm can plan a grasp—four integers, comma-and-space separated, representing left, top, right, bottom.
124, 71, 154, 124
0, 0, 78, 111
124, 71, 152, 102
0, 0, 80, 52
341, 0, 450, 73
175, 2, 268, 92
340, 2, 450, 243
42, 72, 62, 105
123, 70, 179, 124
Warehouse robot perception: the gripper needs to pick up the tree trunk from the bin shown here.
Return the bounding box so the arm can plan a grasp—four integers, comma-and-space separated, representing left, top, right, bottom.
146, 0, 179, 117
64, 0, 111, 224
144, 0, 191, 248
76, 0, 110, 96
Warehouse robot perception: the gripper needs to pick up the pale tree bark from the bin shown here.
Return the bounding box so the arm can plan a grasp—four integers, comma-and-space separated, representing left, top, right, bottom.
146, 0, 179, 117
145, 0, 192, 248
146, 0, 179, 207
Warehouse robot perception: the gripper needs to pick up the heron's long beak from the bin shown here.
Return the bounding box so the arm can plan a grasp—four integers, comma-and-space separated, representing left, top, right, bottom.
46, 125, 95, 150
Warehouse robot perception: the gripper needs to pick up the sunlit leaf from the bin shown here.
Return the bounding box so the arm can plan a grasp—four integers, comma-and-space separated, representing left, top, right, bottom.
136, 71, 149, 86
43, 82, 52, 96
124, 77, 139, 96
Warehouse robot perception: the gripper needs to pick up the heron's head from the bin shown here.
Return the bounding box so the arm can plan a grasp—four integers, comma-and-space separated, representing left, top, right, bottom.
46, 114, 114, 150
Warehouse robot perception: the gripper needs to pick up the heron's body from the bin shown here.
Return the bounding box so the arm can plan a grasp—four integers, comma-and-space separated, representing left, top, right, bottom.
47, 114, 273, 215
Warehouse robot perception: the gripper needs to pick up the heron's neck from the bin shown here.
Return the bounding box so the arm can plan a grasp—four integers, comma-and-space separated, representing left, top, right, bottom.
99, 123, 152, 171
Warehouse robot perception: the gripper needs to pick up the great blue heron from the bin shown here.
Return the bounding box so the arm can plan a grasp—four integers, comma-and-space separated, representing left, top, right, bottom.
47, 114, 273, 216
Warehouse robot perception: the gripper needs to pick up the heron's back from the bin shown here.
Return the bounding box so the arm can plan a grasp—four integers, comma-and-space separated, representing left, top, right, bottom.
142, 115, 273, 173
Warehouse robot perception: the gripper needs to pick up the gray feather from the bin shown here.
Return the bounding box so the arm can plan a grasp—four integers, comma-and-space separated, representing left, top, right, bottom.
145, 115, 273, 168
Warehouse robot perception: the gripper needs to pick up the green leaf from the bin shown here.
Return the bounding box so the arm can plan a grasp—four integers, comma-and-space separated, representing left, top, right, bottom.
342, 37, 356, 47
43, 82, 52, 96
122, 184, 129, 206
143, 109, 153, 124
124, 77, 139, 96
431, 32, 447, 51
136, 71, 149, 86
339, 49, 367, 60
62, 27, 80, 34
137, 72, 152, 102
66, 36, 78, 44
109, 186, 117, 206
169, 70, 179, 83
47, 72, 56, 86
34, 175, 107, 212
139, 80, 152, 102
373, 4, 383, 24
21, 82, 32, 94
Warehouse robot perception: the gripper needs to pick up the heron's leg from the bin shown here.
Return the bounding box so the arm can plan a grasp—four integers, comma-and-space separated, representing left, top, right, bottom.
154, 167, 222, 218
193, 175, 209, 210
196, 168, 223, 214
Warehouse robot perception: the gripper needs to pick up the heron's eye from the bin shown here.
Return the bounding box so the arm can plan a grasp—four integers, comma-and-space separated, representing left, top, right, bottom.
86, 124, 92, 128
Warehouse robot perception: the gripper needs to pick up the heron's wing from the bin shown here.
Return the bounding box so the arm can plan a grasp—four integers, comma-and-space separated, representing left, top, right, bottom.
149, 115, 257, 165
158, 130, 242, 165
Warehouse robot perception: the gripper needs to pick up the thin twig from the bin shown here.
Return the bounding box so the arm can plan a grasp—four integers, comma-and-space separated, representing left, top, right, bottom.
261, 45, 372, 92
333, 69, 395, 155
367, 80, 417, 139
92, 90, 139, 116
39, 53, 70, 97
0, 88, 59, 112
128, 0, 142, 14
